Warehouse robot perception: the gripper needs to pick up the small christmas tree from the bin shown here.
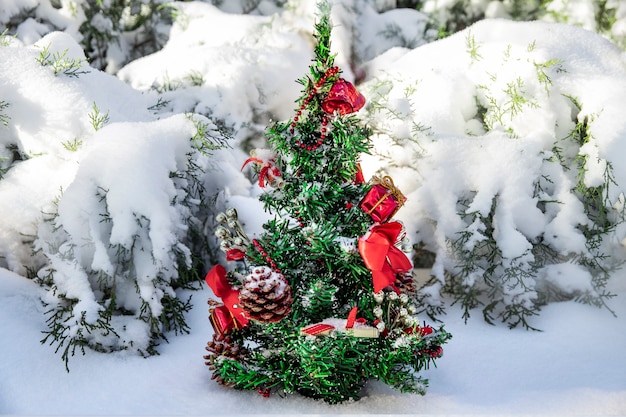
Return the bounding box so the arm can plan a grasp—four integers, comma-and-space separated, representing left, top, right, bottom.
203, 1, 451, 404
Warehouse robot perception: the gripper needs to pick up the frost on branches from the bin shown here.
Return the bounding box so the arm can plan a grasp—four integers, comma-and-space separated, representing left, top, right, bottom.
203, 2, 451, 404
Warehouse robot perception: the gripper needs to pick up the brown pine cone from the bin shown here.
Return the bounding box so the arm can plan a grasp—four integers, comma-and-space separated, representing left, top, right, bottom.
204, 333, 247, 386
239, 266, 293, 322
204, 334, 247, 367
395, 271, 416, 293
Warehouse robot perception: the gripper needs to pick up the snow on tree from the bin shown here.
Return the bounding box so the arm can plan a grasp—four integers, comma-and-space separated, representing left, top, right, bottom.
0, 30, 235, 367
360, 18, 626, 328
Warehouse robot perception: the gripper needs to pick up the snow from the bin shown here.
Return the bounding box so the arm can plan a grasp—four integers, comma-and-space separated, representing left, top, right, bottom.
1, 0, 626, 414
1, 267, 625, 415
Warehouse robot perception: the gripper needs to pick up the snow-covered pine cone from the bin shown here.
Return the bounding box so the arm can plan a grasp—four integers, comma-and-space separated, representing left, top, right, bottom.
239, 266, 293, 322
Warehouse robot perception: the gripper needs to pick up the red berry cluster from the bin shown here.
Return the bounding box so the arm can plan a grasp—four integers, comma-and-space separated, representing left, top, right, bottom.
252, 238, 280, 273
290, 66, 340, 151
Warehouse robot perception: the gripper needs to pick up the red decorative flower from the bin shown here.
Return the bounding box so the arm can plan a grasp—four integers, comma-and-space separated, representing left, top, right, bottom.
321, 78, 366, 115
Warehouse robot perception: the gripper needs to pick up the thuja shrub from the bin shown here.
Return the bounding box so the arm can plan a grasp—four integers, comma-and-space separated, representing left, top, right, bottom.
0, 0, 172, 72
416, 0, 626, 48
361, 20, 626, 329
35, 114, 226, 368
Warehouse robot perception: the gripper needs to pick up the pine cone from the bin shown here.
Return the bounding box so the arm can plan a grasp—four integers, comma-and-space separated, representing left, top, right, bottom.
395, 271, 415, 293
239, 266, 293, 322
204, 333, 247, 386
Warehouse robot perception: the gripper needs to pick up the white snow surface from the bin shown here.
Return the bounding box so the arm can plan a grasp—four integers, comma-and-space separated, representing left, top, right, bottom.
1, 1, 626, 415
1, 267, 625, 415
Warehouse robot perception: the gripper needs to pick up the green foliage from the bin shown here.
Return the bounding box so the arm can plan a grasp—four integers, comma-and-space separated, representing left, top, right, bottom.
37, 117, 227, 368
443, 194, 541, 330
35, 45, 89, 77
61, 137, 83, 152
421, 0, 625, 49
0, 28, 15, 46
78, 0, 172, 70
88, 102, 110, 131
465, 30, 482, 63
559, 111, 620, 314
186, 114, 231, 155
412, 46, 622, 329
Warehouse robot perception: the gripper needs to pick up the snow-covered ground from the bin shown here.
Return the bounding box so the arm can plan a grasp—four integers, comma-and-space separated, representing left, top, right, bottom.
1, 1, 626, 415
1, 266, 625, 415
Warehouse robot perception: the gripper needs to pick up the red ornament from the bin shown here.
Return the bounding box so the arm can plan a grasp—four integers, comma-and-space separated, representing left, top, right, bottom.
360, 176, 406, 223
430, 346, 444, 358
300, 323, 336, 336
205, 265, 249, 329
419, 325, 434, 336
358, 221, 413, 293
256, 387, 271, 397
321, 78, 366, 115
354, 163, 365, 184
209, 305, 242, 337
241, 152, 282, 188
225, 248, 246, 261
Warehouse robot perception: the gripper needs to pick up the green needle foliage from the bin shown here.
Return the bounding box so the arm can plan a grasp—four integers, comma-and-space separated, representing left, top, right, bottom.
204, 1, 450, 404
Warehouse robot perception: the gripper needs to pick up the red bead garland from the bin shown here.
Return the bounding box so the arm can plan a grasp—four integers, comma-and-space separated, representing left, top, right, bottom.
252, 238, 280, 273
290, 66, 340, 151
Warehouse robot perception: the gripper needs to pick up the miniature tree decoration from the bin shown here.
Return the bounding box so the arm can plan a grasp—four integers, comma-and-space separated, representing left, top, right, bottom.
203, 1, 451, 404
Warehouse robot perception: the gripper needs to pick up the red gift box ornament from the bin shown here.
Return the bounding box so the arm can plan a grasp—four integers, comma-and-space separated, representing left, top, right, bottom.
321, 78, 366, 115
360, 176, 407, 223
354, 162, 365, 184
209, 304, 242, 336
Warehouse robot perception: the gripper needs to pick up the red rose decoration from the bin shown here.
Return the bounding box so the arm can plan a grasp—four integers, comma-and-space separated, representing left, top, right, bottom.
321, 78, 366, 115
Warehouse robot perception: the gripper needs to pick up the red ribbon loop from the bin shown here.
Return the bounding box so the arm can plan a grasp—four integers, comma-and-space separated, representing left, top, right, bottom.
358, 222, 412, 293
205, 265, 249, 326
242, 156, 281, 188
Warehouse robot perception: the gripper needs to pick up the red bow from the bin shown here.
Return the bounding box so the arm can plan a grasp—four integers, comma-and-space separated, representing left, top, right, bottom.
358, 222, 412, 293
241, 157, 281, 188
205, 265, 249, 327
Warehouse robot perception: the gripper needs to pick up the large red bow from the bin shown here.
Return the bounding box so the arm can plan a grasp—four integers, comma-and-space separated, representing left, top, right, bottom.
205, 265, 249, 327
358, 222, 412, 293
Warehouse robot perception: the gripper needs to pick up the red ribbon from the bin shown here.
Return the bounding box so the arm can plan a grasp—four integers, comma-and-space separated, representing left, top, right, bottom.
242, 157, 281, 188
205, 265, 249, 327
345, 306, 366, 328
358, 222, 412, 293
